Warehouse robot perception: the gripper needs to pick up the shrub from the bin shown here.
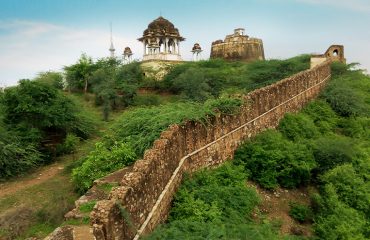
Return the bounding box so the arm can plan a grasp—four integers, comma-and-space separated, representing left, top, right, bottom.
322, 82, 366, 117
234, 130, 316, 189
169, 163, 259, 224
56, 133, 80, 155
72, 141, 136, 193
0, 127, 41, 179
313, 185, 367, 239
289, 202, 312, 223
302, 100, 338, 134
313, 136, 357, 174
320, 164, 370, 216
278, 113, 319, 141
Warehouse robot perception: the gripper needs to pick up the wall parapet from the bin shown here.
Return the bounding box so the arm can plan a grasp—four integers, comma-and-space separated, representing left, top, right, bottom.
90, 61, 332, 240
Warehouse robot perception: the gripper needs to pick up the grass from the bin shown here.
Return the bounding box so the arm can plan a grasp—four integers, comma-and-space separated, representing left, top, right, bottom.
79, 201, 97, 213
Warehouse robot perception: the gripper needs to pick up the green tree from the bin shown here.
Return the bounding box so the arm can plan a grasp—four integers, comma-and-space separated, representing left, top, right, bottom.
64, 53, 96, 93
35, 71, 64, 89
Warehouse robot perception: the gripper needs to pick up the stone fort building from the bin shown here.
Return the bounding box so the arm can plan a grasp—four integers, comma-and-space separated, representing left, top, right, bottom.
210, 28, 265, 62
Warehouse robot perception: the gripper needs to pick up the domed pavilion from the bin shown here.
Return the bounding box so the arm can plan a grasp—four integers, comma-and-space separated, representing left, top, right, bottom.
138, 16, 185, 61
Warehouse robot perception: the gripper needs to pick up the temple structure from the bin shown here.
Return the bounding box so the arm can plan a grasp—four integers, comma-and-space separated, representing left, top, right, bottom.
191, 43, 203, 61
122, 47, 133, 64
138, 16, 185, 61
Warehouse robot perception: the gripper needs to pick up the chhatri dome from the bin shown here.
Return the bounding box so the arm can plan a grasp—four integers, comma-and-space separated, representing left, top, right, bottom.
138, 16, 185, 61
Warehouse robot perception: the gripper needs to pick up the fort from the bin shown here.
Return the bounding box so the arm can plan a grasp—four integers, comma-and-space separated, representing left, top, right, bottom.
45, 17, 346, 240
48, 59, 333, 240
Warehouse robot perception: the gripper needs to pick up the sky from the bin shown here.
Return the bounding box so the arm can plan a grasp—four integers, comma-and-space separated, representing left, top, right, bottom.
0, 0, 370, 87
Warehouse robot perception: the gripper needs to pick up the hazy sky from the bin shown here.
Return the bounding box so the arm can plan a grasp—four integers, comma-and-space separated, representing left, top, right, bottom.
1, 0, 369, 86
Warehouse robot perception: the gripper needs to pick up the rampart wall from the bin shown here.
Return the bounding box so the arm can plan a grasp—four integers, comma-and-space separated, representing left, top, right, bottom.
90, 61, 332, 240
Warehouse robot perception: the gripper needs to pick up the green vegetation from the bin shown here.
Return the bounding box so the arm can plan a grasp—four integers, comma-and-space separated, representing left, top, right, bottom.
0, 80, 94, 179
160, 55, 310, 100
72, 98, 242, 193
148, 62, 370, 239
79, 200, 97, 213
289, 202, 313, 223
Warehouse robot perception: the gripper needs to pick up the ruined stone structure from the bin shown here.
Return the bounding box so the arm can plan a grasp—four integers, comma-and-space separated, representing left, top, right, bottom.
210, 28, 265, 62
138, 17, 185, 61
311, 45, 346, 68
81, 61, 331, 240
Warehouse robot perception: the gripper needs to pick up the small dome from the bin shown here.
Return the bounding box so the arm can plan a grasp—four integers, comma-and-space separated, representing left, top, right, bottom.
123, 47, 132, 55
138, 16, 184, 41
192, 43, 202, 51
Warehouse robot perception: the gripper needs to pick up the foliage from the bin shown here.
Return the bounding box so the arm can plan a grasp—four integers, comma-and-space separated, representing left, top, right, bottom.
234, 130, 316, 189
132, 94, 162, 107
0, 125, 41, 179
0, 80, 94, 178
146, 220, 286, 240
302, 100, 338, 133
161, 55, 310, 101
278, 113, 319, 141
34, 71, 64, 89
146, 163, 277, 239
109, 99, 241, 157
72, 141, 136, 193
56, 133, 80, 156
322, 62, 370, 117
245, 55, 310, 86
312, 185, 368, 240
79, 200, 97, 213
319, 164, 370, 217
289, 202, 312, 223
64, 53, 97, 93
312, 136, 357, 174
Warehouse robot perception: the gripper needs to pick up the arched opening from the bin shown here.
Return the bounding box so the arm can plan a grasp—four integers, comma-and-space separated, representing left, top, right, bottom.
333, 49, 339, 56
159, 38, 164, 53
168, 39, 174, 54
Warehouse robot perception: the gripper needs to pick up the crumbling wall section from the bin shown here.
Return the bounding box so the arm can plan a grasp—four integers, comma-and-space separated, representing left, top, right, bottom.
90, 61, 331, 240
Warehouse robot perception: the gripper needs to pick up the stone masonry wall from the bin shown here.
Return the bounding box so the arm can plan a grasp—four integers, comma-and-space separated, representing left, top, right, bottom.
90, 61, 332, 240
210, 39, 265, 62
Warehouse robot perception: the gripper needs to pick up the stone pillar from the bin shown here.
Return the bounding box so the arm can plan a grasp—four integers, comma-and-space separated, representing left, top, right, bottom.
177, 40, 180, 55
143, 42, 146, 55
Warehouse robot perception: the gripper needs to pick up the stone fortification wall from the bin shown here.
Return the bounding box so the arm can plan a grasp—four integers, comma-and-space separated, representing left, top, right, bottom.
90, 61, 331, 240
211, 38, 265, 62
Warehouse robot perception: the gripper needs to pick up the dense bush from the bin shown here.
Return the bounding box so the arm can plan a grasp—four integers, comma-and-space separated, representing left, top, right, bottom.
0, 125, 41, 179
0, 80, 94, 178
234, 130, 316, 189
302, 100, 338, 133
72, 141, 136, 193
312, 136, 357, 174
161, 56, 310, 101
312, 185, 368, 239
289, 202, 312, 223
146, 163, 280, 239
278, 113, 319, 141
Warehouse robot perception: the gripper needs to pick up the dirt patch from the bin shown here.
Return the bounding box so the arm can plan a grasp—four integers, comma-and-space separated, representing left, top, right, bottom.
248, 181, 315, 237
0, 163, 64, 199
0, 207, 34, 240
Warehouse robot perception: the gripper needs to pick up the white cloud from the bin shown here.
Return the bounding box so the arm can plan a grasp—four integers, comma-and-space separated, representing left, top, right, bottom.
295, 0, 370, 12
0, 20, 142, 86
